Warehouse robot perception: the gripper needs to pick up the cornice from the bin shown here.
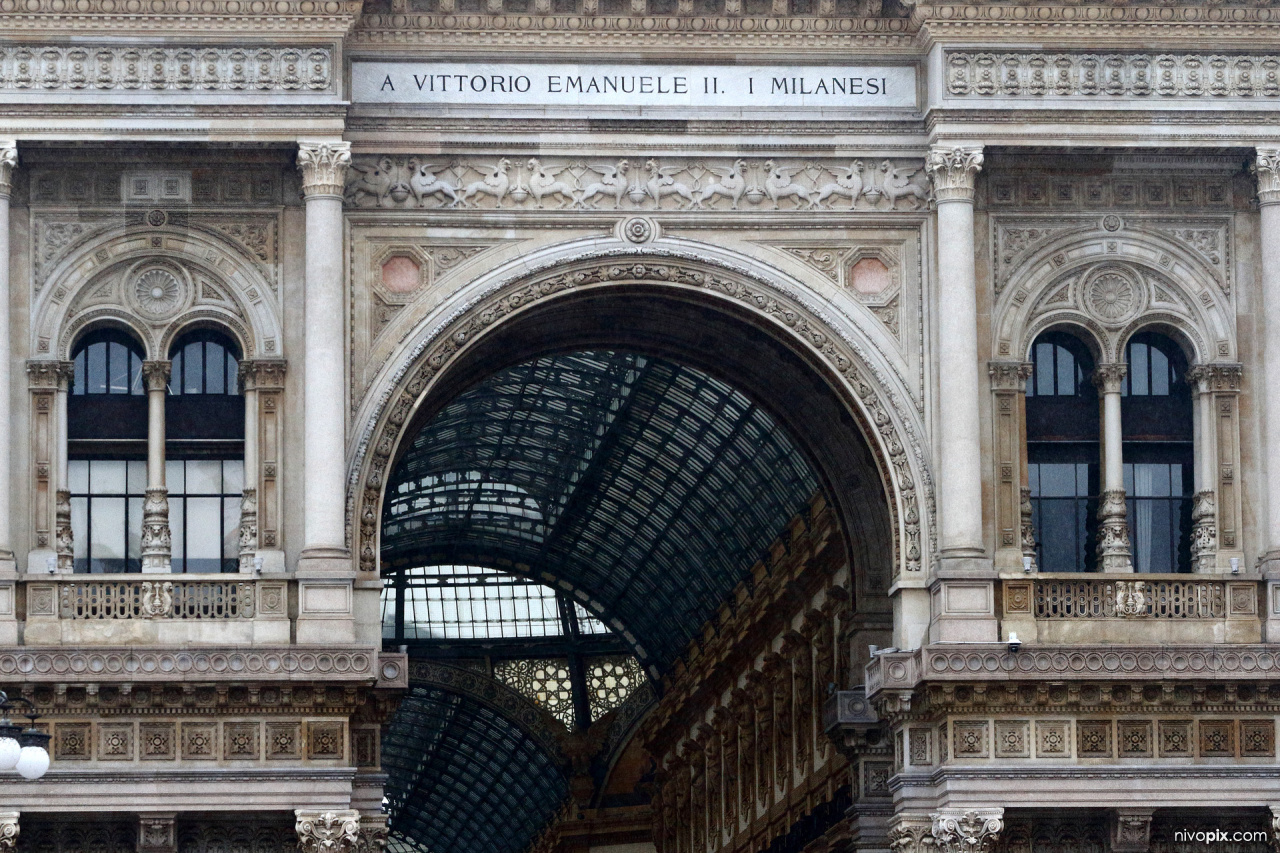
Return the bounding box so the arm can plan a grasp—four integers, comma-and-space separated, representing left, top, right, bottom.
0, 645, 383, 683
0, 0, 363, 38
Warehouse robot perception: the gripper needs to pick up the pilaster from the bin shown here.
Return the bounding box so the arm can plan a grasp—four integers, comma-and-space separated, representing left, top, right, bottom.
1188, 363, 1244, 574
1254, 148, 1280, 574
239, 359, 287, 573
27, 360, 74, 574
295, 810, 361, 853
989, 361, 1034, 572
0, 140, 16, 569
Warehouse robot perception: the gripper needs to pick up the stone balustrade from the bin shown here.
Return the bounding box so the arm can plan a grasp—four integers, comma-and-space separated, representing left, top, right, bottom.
22, 575, 290, 646
1002, 576, 1261, 644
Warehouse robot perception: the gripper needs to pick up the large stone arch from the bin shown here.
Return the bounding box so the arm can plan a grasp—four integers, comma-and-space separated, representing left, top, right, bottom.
994, 222, 1234, 364
32, 223, 283, 362
346, 239, 935, 605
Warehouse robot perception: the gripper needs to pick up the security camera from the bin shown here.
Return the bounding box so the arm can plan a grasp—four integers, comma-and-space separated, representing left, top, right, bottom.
1007, 632, 1022, 654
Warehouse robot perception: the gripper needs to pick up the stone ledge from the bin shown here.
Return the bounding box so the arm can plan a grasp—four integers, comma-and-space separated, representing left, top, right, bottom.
0, 646, 384, 682
868, 644, 1280, 694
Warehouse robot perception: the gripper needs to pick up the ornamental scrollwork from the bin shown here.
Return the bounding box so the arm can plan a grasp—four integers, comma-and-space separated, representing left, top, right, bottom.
931, 809, 1005, 853
298, 142, 353, 198
925, 146, 983, 202
947, 52, 1280, 98
343, 155, 931, 212
294, 811, 361, 853
0, 45, 333, 93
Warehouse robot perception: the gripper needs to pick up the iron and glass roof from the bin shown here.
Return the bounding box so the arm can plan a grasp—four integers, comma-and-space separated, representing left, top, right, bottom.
382, 349, 821, 674
383, 685, 569, 853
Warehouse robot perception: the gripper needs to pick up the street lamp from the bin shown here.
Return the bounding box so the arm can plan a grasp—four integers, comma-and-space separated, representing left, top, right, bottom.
0, 691, 51, 780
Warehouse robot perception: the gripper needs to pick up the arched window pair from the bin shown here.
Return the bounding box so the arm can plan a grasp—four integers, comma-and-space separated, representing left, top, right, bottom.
1026, 330, 1193, 573
68, 328, 244, 573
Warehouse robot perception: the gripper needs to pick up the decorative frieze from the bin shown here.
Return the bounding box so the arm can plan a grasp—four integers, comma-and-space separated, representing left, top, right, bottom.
0, 646, 381, 682
0, 46, 333, 93
343, 155, 931, 212
946, 52, 1280, 99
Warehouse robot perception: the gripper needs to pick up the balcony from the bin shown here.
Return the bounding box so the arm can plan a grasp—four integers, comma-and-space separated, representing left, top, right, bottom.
21, 575, 291, 645
1001, 575, 1262, 644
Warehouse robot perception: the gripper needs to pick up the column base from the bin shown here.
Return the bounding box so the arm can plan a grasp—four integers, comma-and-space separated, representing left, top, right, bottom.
297, 547, 354, 576
929, 573, 998, 644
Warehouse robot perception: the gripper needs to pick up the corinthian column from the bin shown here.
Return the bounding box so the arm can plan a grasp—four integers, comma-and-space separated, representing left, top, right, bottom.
1093, 363, 1132, 573
1256, 148, 1280, 573
926, 145, 986, 568
141, 361, 171, 573
295, 810, 361, 853
931, 809, 1004, 853
0, 812, 17, 852
296, 141, 352, 573
0, 142, 16, 568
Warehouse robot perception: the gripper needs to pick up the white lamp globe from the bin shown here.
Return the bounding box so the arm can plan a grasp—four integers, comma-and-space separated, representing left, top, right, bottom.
0, 736, 18, 772
15, 745, 49, 780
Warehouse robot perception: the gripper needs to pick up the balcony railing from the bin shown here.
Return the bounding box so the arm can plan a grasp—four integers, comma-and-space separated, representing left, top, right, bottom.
58, 579, 255, 620
1028, 578, 1225, 619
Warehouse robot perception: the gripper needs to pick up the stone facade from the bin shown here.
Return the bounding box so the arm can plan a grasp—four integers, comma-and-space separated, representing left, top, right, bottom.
4, 0, 1280, 850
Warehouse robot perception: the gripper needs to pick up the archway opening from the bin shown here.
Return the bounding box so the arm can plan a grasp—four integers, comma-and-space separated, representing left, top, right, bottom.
375, 285, 897, 853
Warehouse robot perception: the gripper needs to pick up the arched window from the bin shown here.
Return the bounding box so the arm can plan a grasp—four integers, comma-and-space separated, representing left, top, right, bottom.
381, 564, 641, 729
166, 329, 245, 574
1122, 332, 1194, 573
68, 329, 149, 573
1026, 331, 1099, 572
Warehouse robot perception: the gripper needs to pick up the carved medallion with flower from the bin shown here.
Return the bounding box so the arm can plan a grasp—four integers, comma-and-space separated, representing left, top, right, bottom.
1083, 266, 1143, 325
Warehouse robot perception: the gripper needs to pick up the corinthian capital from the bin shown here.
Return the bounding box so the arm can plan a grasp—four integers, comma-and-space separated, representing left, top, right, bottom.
141, 360, 172, 393
931, 809, 1004, 853
0, 812, 17, 852
1092, 362, 1128, 395
296, 810, 361, 853
1255, 148, 1280, 206
0, 142, 16, 200
926, 145, 983, 202
297, 141, 352, 198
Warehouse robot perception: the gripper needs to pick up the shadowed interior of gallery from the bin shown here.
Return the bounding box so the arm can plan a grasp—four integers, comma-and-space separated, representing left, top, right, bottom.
375, 303, 890, 853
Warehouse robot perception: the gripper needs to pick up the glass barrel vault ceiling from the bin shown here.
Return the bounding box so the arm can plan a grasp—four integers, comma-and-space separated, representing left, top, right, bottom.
382, 350, 823, 675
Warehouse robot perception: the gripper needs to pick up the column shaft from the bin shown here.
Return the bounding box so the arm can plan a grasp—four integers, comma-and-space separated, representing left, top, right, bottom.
1094, 364, 1132, 573
297, 142, 352, 568
141, 361, 171, 573
1257, 149, 1280, 569
0, 142, 15, 564
55, 378, 71, 573
240, 367, 259, 573
926, 145, 986, 564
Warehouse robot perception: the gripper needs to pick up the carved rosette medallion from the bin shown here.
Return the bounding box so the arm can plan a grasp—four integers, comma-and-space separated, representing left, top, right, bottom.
1096, 489, 1134, 573
1083, 266, 1142, 326
127, 266, 191, 322
295, 811, 361, 853
0, 142, 16, 199
1255, 148, 1280, 206
925, 145, 983, 203
298, 141, 353, 198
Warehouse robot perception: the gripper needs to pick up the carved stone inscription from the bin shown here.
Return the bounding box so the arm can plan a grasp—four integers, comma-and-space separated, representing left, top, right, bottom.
353, 62, 917, 109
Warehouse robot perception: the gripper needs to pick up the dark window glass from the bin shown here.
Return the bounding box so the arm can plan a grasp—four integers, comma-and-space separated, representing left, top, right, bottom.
169, 331, 240, 397
1122, 338, 1178, 397
1123, 455, 1194, 574
71, 331, 144, 397
1027, 331, 1100, 570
